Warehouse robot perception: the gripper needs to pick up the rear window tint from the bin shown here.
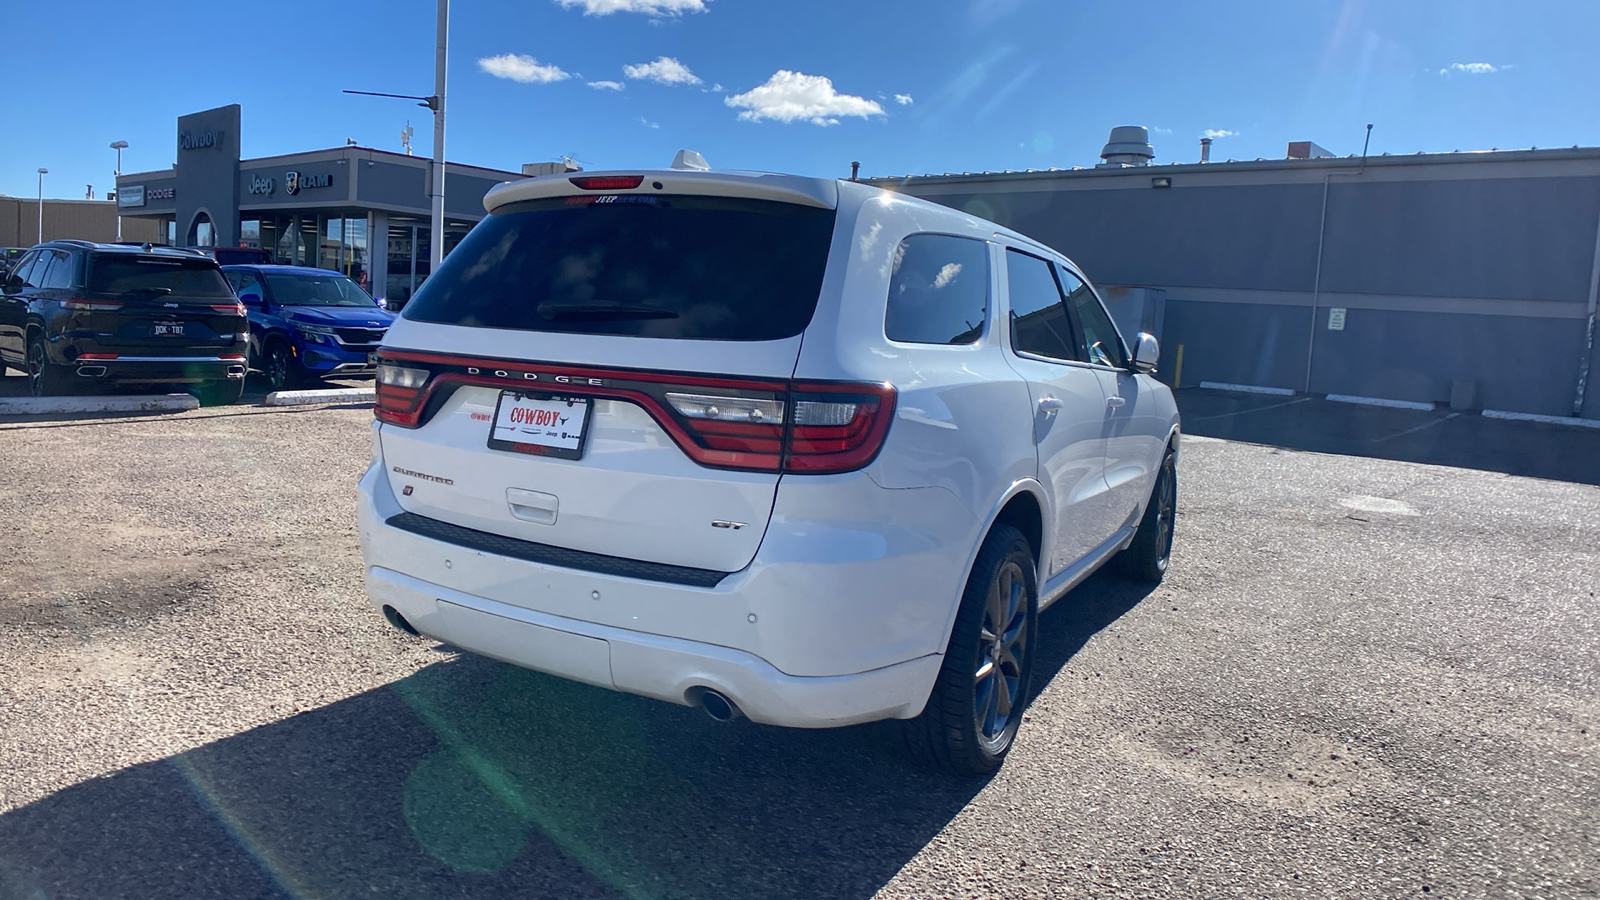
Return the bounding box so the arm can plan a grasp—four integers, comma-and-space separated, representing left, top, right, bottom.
884, 234, 990, 345
88, 256, 232, 298
402, 195, 838, 341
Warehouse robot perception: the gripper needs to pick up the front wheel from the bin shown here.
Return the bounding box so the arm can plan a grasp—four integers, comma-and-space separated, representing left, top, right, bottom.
262, 341, 297, 393
1115, 446, 1177, 583
904, 524, 1037, 776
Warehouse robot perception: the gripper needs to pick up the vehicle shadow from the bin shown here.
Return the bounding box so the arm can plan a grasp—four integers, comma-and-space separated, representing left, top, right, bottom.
1175, 388, 1600, 486
0, 574, 1149, 900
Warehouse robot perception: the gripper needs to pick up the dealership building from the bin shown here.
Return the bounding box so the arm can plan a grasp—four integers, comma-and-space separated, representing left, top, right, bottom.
114, 104, 537, 306
874, 131, 1600, 420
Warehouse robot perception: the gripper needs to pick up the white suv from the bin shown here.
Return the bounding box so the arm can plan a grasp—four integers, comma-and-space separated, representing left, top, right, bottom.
359, 163, 1180, 774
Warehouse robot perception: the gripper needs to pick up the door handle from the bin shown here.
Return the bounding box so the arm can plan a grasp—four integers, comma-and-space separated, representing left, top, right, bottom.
1106, 396, 1126, 409
507, 488, 559, 525
1037, 396, 1063, 412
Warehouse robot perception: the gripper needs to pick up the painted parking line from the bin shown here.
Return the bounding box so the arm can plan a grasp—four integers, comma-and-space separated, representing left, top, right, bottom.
1187, 396, 1314, 423
1373, 413, 1459, 443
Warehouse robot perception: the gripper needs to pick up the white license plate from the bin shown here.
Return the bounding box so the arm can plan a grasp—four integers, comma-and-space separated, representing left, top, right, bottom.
488, 392, 591, 459
154, 322, 184, 336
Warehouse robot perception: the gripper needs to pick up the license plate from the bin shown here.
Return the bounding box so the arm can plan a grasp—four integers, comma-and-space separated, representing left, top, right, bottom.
488, 392, 592, 460
153, 322, 184, 337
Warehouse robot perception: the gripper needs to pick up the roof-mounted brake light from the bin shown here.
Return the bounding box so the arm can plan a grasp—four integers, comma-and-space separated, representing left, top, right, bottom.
569, 175, 645, 191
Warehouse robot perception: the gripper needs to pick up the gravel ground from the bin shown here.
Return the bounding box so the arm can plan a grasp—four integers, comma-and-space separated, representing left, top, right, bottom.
0, 400, 1595, 899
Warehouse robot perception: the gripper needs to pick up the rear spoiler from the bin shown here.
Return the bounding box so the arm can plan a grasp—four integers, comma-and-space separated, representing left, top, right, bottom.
483, 169, 839, 214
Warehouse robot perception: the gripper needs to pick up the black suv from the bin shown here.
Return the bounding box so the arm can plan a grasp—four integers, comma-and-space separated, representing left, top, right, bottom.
0, 241, 248, 405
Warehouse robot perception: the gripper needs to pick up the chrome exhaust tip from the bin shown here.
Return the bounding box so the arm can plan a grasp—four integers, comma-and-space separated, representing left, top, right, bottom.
381, 605, 421, 636
76, 366, 107, 377
697, 689, 742, 723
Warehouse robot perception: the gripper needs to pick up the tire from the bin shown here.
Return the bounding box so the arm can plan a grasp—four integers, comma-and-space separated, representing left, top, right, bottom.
1115, 446, 1177, 583
904, 524, 1037, 776
194, 378, 245, 407
263, 340, 297, 393
27, 333, 74, 397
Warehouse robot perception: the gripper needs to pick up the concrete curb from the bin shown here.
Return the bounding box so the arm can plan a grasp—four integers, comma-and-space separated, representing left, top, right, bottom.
1198, 381, 1297, 396
1325, 393, 1436, 411
0, 394, 200, 415
263, 388, 376, 407
1482, 409, 1600, 429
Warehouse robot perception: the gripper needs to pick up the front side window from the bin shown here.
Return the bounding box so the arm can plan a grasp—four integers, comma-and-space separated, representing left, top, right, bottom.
231, 270, 265, 300
1005, 249, 1078, 362
884, 234, 990, 345
1056, 265, 1127, 369
261, 272, 374, 308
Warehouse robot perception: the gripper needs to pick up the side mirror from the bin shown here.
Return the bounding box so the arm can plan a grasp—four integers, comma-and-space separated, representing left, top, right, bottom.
239, 292, 263, 308
1131, 332, 1160, 374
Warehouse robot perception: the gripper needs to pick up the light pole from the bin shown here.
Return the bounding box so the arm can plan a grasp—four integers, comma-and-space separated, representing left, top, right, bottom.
36, 168, 48, 244
111, 140, 129, 241
343, 0, 448, 275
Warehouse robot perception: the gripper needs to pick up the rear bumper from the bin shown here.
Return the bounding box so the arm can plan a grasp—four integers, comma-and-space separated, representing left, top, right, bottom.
69, 355, 247, 384
366, 565, 942, 728
357, 433, 979, 728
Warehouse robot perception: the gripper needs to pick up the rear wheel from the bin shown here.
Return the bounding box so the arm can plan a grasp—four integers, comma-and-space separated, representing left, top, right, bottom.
904, 524, 1037, 776
194, 378, 245, 407
27, 333, 73, 397
1115, 446, 1177, 583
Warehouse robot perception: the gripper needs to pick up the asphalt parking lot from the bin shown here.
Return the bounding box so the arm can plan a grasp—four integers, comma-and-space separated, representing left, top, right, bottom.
0, 392, 1595, 899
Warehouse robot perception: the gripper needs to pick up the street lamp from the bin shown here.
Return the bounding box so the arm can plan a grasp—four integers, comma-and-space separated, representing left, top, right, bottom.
111, 140, 129, 241
343, 0, 448, 272
36, 168, 48, 244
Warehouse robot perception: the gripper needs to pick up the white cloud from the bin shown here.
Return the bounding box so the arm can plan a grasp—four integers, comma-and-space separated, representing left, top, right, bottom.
637, 116, 660, 129
933, 263, 962, 289
554, 0, 708, 16
1202, 128, 1239, 140
1440, 62, 1500, 75
588, 80, 625, 91
1152, 126, 1173, 135
725, 71, 886, 125
894, 93, 914, 106
623, 56, 702, 86
478, 54, 571, 84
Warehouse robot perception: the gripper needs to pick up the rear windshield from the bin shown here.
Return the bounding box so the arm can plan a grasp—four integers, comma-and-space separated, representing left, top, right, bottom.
402, 194, 838, 341
88, 256, 232, 299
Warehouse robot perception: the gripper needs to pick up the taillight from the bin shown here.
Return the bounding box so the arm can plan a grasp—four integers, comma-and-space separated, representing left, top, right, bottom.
371, 353, 897, 474
569, 175, 645, 191
211, 302, 247, 315
61, 299, 123, 311
785, 384, 897, 473
375, 363, 431, 426
77, 353, 119, 360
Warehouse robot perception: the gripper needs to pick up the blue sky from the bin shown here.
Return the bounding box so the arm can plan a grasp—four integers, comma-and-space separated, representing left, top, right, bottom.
4, 0, 1597, 199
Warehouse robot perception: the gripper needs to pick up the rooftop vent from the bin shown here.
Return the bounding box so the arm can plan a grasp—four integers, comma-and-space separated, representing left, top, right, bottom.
1287, 141, 1335, 160
1098, 126, 1155, 168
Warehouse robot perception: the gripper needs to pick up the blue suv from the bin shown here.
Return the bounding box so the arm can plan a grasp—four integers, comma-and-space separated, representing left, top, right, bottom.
222, 265, 394, 392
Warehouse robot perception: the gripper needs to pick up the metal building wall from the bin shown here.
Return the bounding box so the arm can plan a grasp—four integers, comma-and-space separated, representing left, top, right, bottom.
0, 197, 162, 246
881, 151, 1600, 419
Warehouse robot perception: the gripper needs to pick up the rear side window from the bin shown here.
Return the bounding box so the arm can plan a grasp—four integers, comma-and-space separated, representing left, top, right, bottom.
87, 256, 232, 299
1005, 250, 1078, 362
884, 234, 990, 345
41, 251, 76, 289
403, 195, 838, 341
12, 252, 44, 288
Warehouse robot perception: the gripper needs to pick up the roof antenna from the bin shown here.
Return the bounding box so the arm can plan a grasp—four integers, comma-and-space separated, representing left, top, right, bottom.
671, 150, 710, 171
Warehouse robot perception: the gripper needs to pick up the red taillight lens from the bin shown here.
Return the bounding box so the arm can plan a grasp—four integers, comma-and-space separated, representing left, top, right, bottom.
375, 362, 431, 426
569, 175, 645, 191
370, 352, 896, 474
211, 302, 247, 315
61, 299, 123, 311
77, 353, 119, 360
784, 383, 897, 473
